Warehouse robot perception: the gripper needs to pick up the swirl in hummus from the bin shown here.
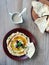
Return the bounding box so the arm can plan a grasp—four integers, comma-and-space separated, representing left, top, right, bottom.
6, 32, 30, 56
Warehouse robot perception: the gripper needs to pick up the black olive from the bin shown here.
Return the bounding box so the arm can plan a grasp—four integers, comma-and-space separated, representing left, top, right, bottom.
16, 40, 19, 43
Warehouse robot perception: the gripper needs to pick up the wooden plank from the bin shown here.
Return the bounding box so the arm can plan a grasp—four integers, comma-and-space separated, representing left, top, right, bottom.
0, 0, 49, 65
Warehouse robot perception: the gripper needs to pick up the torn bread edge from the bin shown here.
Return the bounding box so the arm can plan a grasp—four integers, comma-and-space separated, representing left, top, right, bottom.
34, 16, 49, 33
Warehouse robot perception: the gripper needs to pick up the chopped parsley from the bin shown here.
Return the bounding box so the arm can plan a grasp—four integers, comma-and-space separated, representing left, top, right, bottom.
16, 41, 23, 48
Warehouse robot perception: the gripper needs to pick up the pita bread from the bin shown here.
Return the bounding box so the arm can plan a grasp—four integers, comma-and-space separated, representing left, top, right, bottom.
32, 1, 49, 17
26, 42, 35, 58
38, 4, 49, 17
35, 16, 48, 33
46, 17, 49, 31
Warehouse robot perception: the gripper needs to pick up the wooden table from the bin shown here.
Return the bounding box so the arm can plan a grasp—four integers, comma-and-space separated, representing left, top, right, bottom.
0, 0, 49, 65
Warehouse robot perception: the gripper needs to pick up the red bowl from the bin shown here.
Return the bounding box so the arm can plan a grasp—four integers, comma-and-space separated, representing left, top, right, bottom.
3, 28, 37, 61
